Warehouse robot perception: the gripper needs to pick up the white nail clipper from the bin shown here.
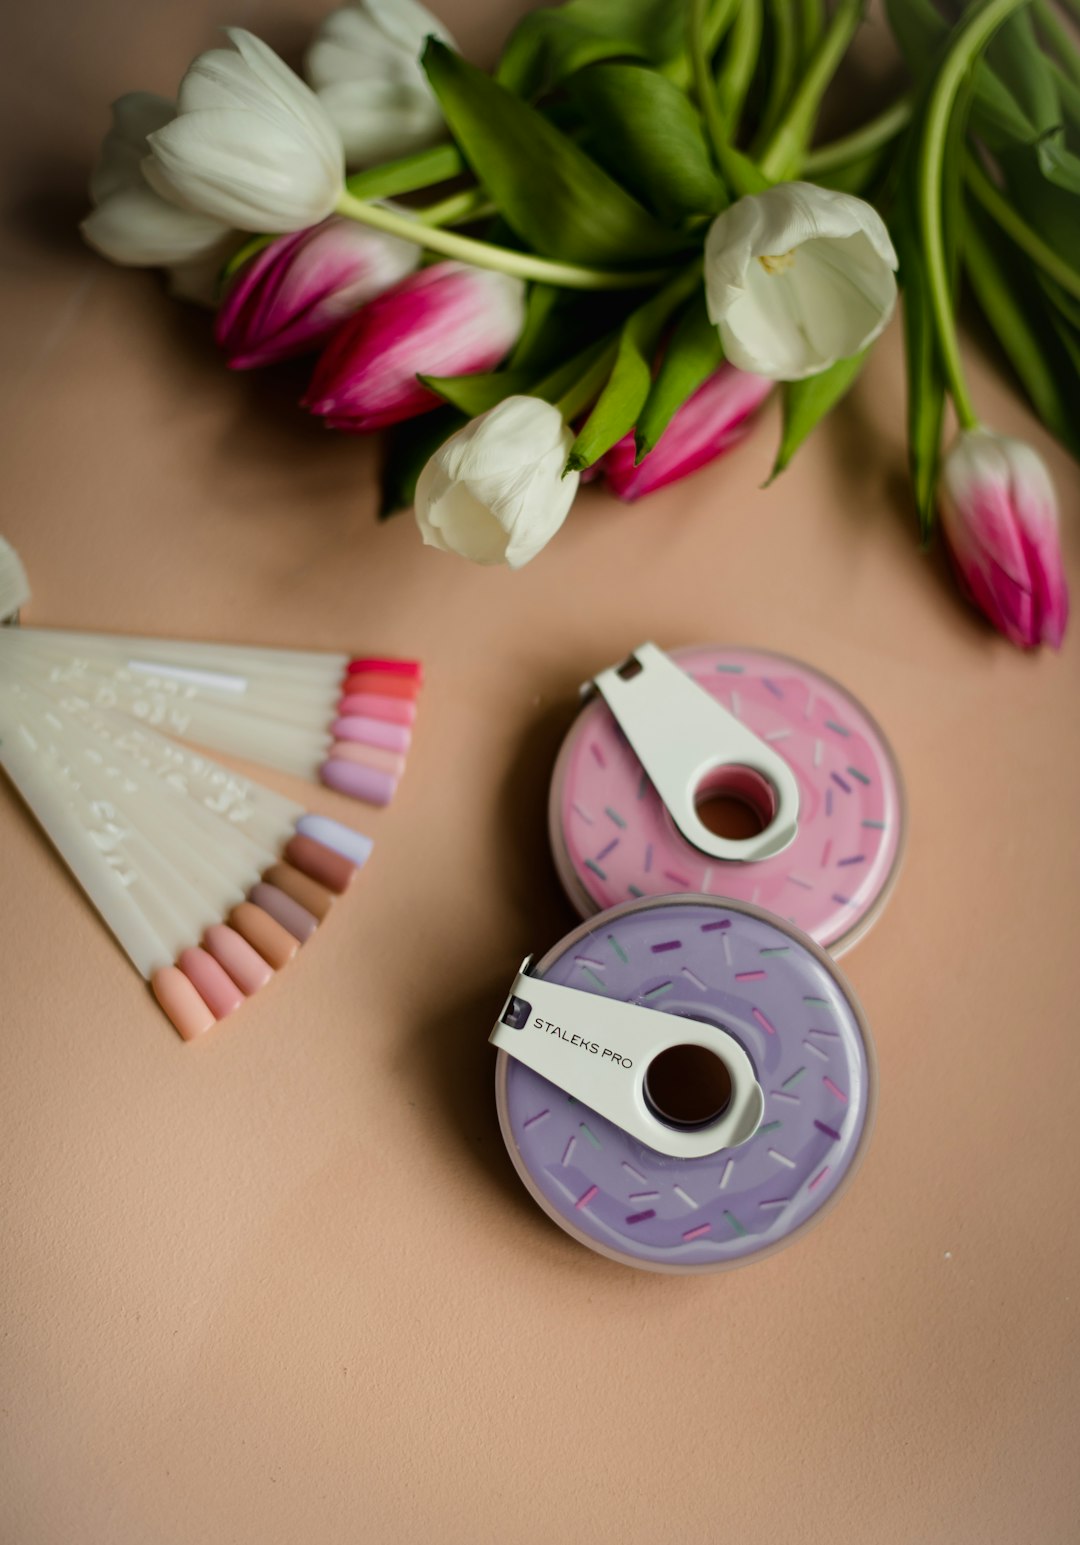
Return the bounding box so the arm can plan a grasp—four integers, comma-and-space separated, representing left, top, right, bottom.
492, 644, 802, 1160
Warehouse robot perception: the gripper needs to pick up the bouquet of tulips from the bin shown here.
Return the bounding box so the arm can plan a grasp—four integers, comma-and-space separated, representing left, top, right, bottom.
82, 0, 1077, 647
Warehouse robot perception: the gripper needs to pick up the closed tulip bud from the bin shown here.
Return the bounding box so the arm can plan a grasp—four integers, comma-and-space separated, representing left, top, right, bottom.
145, 30, 344, 233
939, 428, 1068, 649
415, 396, 578, 567
215, 216, 420, 369
306, 0, 456, 167
603, 365, 772, 502
704, 182, 898, 380
81, 92, 234, 268
303, 261, 525, 431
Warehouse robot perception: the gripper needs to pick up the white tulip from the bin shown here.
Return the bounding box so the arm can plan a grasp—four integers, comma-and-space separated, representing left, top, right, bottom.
415, 396, 579, 568
306, 0, 455, 166
145, 30, 345, 233
704, 181, 899, 380
81, 92, 233, 267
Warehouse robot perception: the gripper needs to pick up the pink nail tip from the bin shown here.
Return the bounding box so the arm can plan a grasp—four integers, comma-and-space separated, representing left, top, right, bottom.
203, 923, 274, 995
320, 758, 398, 806
178, 946, 245, 1019
330, 715, 411, 754
337, 692, 416, 726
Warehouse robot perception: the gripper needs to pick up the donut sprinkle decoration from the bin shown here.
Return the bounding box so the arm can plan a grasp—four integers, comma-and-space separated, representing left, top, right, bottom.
495, 896, 876, 1273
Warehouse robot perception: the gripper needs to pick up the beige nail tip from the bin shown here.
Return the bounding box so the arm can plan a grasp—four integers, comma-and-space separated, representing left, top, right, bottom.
229, 901, 299, 970
152, 965, 215, 1042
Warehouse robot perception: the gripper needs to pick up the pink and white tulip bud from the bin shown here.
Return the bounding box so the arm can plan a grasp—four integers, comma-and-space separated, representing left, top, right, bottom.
215, 216, 419, 369
602, 364, 772, 502
939, 428, 1069, 649
303, 261, 526, 431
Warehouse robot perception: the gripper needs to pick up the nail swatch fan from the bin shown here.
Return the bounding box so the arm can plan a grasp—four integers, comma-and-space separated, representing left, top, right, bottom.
0, 538, 421, 1041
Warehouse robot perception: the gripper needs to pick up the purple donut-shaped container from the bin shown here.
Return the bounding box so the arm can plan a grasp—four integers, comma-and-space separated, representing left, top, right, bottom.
495, 895, 876, 1273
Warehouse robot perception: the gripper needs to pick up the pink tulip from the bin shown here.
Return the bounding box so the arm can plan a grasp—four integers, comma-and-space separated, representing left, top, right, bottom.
602, 364, 772, 501
215, 216, 420, 369
303, 261, 526, 431
939, 428, 1068, 649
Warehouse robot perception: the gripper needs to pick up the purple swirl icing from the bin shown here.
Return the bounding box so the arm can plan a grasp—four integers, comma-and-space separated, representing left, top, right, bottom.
496, 896, 875, 1272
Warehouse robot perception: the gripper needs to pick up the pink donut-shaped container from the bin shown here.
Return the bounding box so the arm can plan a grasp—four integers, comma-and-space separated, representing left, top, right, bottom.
549, 646, 905, 956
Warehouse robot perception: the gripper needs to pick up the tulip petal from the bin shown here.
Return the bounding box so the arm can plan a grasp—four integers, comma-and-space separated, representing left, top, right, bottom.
90, 92, 176, 203
415, 396, 577, 567
939, 427, 1069, 648
81, 183, 230, 265
705, 182, 898, 382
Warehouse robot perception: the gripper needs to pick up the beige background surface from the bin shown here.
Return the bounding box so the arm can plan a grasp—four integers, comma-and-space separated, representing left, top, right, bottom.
2, 4, 1079, 1542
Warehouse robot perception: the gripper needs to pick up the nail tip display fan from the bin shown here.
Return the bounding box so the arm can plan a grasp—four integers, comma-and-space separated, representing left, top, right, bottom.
0, 538, 421, 1042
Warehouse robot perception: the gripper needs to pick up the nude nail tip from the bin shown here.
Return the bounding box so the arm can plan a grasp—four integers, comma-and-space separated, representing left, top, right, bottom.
284, 834, 357, 893
229, 902, 300, 969
249, 882, 319, 943
152, 966, 215, 1041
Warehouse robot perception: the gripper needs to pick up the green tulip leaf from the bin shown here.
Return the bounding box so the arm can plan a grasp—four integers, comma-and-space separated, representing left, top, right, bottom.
495, 0, 689, 99
1034, 128, 1080, 194
635, 286, 724, 460
416, 369, 537, 417
566, 267, 702, 471
769, 351, 869, 483
568, 64, 724, 225
422, 40, 691, 266
986, 8, 1059, 136
964, 202, 1080, 461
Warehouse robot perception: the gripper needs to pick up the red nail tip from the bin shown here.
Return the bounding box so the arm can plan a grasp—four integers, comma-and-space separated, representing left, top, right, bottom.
346, 657, 423, 683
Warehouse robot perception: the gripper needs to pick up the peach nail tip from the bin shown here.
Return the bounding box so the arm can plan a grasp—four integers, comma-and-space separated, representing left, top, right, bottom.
203, 923, 274, 994
178, 945, 245, 1019
285, 832, 357, 893
229, 901, 299, 969
249, 881, 319, 943
329, 741, 406, 777
152, 965, 215, 1042
320, 757, 397, 807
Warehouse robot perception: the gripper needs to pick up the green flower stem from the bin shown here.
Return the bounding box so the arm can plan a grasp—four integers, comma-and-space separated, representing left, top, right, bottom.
716, 0, 762, 124
754, 0, 800, 153
799, 0, 825, 59
412, 189, 497, 227
688, 0, 757, 195
918, 0, 1031, 431
758, 0, 864, 181
344, 143, 466, 202
1034, 0, 1080, 82
221, 234, 274, 282
553, 339, 621, 422
334, 190, 675, 289
801, 96, 914, 174
965, 152, 1080, 301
